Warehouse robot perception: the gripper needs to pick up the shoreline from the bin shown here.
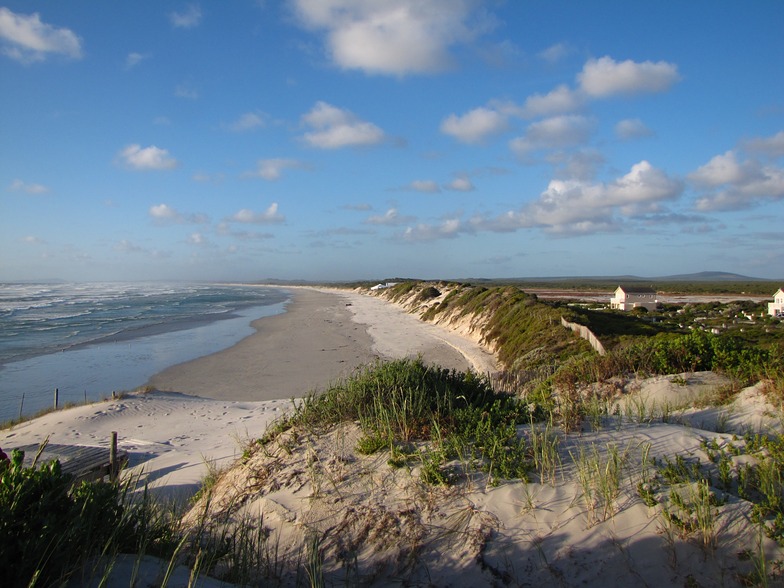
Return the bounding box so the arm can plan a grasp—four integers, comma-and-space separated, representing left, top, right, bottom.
0, 285, 499, 500
146, 287, 489, 402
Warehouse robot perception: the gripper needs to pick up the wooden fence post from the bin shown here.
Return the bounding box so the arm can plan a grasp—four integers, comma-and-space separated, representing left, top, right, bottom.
110, 431, 118, 482
54, 388, 59, 410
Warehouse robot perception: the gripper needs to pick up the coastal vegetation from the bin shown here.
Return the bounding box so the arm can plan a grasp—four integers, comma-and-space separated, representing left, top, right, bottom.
3, 279, 784, 585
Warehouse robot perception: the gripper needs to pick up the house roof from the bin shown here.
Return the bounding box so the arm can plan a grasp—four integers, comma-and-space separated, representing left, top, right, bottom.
616, 285, 657, 294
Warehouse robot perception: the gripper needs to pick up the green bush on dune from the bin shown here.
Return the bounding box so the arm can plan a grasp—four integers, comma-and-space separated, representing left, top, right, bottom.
0, 447, 178, 587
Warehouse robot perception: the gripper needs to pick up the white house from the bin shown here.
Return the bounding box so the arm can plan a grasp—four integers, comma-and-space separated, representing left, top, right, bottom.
370, 282, 399, 291
768, 288, 784, 317
610, 285, 659, 311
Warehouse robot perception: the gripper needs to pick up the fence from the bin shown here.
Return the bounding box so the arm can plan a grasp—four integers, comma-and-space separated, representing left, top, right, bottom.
560, 317, 606, 355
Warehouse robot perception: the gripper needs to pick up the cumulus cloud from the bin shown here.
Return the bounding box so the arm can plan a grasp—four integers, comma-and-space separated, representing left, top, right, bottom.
406, 161, 682, 239
186, 232, 210, 246
615, 118, 654, 140
742, 130, 784, 158
115, 239, 146, 254
301, 101, 385, 148
538, 42, 571, 64
227, 112, 267, 132
170, 4, 202, 29
513, 85, 584, 119
507, 161, 682, 231
445, 175, 475, 191
149, 203, 208, 225
230, 203, 285, 224
510, 115, 596, 156
125, 52, 149, 69
365, 208, 414, 226
175, 83, 199, 100
547, 149, 605, 181
409, 180, 440, 193
8, 179, 49, 194
403, 217, 464, 241
440, 106, 509, 144
246, 158, 309, 180
689, 149, 784, 211
119, 144, 179, 170
578, 56, 680, 97
290, 0, 490, 75
0, 7, 83, 63
689, 151, 759, 188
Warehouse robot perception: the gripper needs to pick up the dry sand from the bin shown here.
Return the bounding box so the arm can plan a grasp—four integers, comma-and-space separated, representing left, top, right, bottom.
0, 287, 496, 502
147, 287, 488, 401
3, 288, 782, 586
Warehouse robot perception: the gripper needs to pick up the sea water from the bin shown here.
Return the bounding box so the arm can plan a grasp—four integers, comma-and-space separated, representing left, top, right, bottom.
0, 283, 289, 422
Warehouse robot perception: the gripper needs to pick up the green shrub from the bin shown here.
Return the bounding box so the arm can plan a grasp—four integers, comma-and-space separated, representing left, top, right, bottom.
277, 359, 534, 484
0, 449, 125, 586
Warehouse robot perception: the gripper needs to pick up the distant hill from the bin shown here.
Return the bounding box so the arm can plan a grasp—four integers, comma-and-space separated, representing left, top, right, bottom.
654, 271, 767, 282
463, 271, 771, 284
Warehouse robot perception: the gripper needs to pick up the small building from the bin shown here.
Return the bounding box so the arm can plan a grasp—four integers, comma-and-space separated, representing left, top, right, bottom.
610, 285, 658, 311
370, 282, 399, 291
768, 288, 784, 317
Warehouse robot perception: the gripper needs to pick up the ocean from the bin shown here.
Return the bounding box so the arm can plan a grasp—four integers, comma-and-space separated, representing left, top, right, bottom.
0, 283, 290, 422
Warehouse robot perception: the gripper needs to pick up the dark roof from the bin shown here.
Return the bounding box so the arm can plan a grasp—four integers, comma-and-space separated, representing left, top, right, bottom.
617, 285, 657, 294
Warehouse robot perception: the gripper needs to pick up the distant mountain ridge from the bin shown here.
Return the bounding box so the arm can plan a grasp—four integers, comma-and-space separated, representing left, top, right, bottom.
464, 271, 774, 284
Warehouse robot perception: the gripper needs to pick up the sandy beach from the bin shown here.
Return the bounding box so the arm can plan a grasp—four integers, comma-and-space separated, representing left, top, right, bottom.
2, 287, 783, 586
0, 287, 495, 500
147, 287, 494, 402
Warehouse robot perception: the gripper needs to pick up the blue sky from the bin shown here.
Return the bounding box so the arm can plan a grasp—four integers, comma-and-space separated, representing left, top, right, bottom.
1, 1, 783, 282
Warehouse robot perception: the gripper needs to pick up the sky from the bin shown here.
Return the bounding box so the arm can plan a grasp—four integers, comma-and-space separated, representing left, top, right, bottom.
1, 1, 783, 283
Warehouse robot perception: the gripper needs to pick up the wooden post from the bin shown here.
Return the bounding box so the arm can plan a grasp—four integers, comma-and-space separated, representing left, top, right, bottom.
109, 431, 118, 482
54, 388, 59, 410
19, 393, 25, 421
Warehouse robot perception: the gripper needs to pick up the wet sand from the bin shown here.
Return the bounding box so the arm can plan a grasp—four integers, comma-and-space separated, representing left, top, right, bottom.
147, 288, 477, 401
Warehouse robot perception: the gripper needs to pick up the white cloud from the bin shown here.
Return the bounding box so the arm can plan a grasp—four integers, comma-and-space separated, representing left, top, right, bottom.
690, 150, 784, 211
170, 4, 202, 29
120, 144, 179, 170
230, 203, 285, 224
742, 130, 784, 158
290, 0, 490, 75
301, 101, 385, 149
440, 107, 508, 144
514, 85, 584, 119
510, 115, 595, 156
149, 203, 180, 221
538, 42, 570, 64
149, 203, 208, 225
0, 7, 83, 63
187, 232, 209, 246
445, 175, 474, 191
403, 217, 463, 241
8, 179, 49, 194
192, 171, 225, 183
515, 161, 682, 231
407, 161, 682, 239
578, 56, 681, 97
125, 52, 148, 69
115, 239, 146, 254
246, 158, 308, 180
615, 118, 654, 140
175, 83, 199, 100
606, 161, 683, 206
22, 235, 46, 245
228, 112, 267, 132
365, 208, 413, 225
409, 180, 440, 193
689, 151, 759, 188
